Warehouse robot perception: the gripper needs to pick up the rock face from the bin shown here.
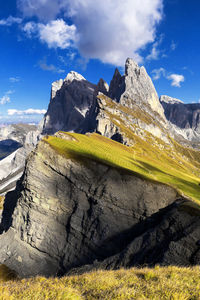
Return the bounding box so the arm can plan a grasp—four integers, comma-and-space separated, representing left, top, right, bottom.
160, 95, 200, 144
40, 58, 167, 140
0, 138, 199, 277
80, 59, 169, 145
109, 59, 166, 120
0, 125, 39, 196
0, 124, 37, 160
161, 95, 200, 131
160, 95, 184, 105
39, 71, 96, 135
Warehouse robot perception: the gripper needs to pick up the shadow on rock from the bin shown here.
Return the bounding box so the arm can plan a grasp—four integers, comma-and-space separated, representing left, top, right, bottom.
0, 175, 23, 234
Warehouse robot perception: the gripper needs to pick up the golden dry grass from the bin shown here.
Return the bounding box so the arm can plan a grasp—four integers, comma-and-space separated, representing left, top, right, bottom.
0, 265, 200, 299
0, 196, 4, 210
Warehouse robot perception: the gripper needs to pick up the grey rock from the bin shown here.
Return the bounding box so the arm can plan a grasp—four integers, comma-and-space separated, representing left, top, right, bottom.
160, 95, 200, 146
108, 58, 166, 121
108, 68, 125, 102
40, 71, 96, 135
68, 200, 200, 274
95, 78, 109, 97
0, 138, 199, 277
0, 127, 41, 196
160, 95, 184, 105
161, 95, 200, 131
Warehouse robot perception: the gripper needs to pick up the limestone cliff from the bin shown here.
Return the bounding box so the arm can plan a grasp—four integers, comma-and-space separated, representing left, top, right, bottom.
0, 136, 199, 277
160, 95, 200, 145
39, 71, 96, 135
108, 58, 166, 120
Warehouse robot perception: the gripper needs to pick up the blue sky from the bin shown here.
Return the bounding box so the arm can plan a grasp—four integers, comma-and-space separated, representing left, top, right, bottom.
0, 0, 199, 124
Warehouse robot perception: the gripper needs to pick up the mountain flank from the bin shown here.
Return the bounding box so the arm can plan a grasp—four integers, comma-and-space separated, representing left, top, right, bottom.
0, 58, 200, 277
0, 132, 199, 277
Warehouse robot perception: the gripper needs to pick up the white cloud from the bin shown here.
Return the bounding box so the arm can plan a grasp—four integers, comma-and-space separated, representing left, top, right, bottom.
23, 22, 38, 37
23, 19, 77, 49
8, 109, 47, 116
0, 95, 10, 105
151, 67, 166, 80
152, 68, 185, 87
146, 35, 164, 61
0, 90, 14, 105
38, 20, 77, 49
9, 77, 20, 83
19, 0, 163, 66
17, 0, 61, 21
0, 16, 22, 26
167, 74, 184, 87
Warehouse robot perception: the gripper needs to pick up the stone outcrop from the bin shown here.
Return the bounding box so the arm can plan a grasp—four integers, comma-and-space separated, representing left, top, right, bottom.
160, 95, 200, 131
109, 58, 166, 121
39, 71, 96, 135
80, 59, 169, 145
160, 95, 200, 145
0, 123, 37, 161
0, 125, 40, 196
0, 137, 199, 277
160, 95, 184, 105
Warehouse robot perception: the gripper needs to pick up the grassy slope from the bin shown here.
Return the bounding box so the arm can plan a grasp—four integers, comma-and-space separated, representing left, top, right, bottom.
0, 265, 200, 299
44, 132, 200, 204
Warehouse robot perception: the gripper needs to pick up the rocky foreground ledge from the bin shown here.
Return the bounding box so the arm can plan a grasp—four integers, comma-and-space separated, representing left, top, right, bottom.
0, 137, 199, 277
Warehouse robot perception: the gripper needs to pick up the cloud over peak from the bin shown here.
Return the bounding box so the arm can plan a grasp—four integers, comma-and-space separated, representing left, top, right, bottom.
19, 0, 163, 66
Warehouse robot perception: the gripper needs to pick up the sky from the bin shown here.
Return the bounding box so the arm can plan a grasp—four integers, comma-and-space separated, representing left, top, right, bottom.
0, 0, 200, 124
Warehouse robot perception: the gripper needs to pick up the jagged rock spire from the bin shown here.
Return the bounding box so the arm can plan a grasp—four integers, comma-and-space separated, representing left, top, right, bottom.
108, 68, 125, 102
95, 78, 109, 97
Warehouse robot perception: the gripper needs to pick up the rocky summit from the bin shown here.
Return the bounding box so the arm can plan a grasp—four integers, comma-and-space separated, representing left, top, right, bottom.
39, 71, 96, 135
0, 58, 200, 278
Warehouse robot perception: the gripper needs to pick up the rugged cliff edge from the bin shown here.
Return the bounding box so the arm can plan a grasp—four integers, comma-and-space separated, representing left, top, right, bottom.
0, 135, 200, 277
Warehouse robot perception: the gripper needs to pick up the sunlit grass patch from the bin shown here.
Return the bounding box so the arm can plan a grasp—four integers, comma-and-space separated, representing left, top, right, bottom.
0, 266, 200, 299
44, 132, 200, 204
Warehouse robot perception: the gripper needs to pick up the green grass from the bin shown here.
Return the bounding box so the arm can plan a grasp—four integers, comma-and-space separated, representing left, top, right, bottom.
44, 131, 200, 204
1, 266, 200, 299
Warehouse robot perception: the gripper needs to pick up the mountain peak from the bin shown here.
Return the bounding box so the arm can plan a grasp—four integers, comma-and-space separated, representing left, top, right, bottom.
108, 68, 124, 101
160, 95, 184, 105
64, 71, 86, 82
95, 78, 109, 96
125, 58, 139, 76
